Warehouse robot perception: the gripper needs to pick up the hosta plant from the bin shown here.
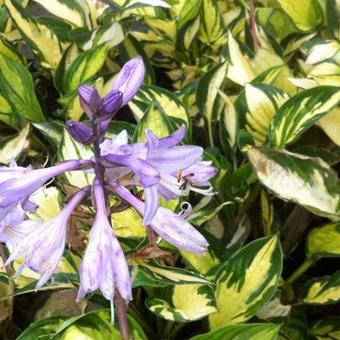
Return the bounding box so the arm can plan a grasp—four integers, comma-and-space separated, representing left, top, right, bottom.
0, 0, 339, 339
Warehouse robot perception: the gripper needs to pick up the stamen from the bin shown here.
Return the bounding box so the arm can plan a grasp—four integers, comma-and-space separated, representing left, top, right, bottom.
110, 298, 115, 325
179, 202, 192, 219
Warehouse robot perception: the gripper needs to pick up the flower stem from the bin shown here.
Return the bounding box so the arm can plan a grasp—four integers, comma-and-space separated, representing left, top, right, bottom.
248, 0, 260, 53
115, 289, 129, 340
285, 257, 315, 285
92, 125, 130, 338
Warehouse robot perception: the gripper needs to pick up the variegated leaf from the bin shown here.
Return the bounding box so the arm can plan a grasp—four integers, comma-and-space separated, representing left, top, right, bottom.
307, 222, 340, 258
62, 42, 110, 93
0, 53, 44, 122
32, 0, 86, 27
277, 0, 322, 31
209, 235, 282, 328
58, 129, 94, 188
132, 262, 212, 288
197, 62, 228, 146
130, 85, 190, 127
0, 123, 30, 163
227, 31, 255, 86
245, 83, 288, 145
248, 148, 340, 219
82, 22, 124, 50
269, 86, 340, 147
5, 0, 63, 70
146, 284, 217, 322
306, 40, 340, 65
191, 323, 281, 340
134, 102, 175, 142
318, 107, 340, 146
199, 0, 226, 46
219, 91, 238, 148
172, 0, 201, 30
303, 271, 340, 304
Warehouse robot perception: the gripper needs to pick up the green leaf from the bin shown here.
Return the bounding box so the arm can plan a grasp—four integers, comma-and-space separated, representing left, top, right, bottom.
191, 323, 281, 340
209, 235, 282, 328
133, 102, 175, 142
5, 0, 63, 70
307, 222, 340, 258
248, 148, 340, 219
58, 129, 94, 187
62, 43, 110, 93
146, 284, 217, 322
244, 83, 288, 146
197, 62, 228, 146
0, 53, 44, 122
0, 123, 30, 163
310, 317, 340, 340
269, 86, 340, 147
277, 0, 322, 31
303, 271, 340, 304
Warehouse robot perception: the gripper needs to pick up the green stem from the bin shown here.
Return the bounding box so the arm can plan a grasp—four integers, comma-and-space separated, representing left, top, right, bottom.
286, 258, 315, 285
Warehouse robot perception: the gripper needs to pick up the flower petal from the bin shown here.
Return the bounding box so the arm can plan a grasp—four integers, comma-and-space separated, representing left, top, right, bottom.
143, 185, 159, 225
150, 207, 208, 253
100, 130, 128, 156
104, 155, 160, 187
157, 125, 186, 149
148, 146, 203, 173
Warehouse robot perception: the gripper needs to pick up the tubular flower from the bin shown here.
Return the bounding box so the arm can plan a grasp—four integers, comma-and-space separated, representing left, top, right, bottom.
0, 203, 26, 250
77, 179, 132, 306
4, 187, 89, 288
104, 125, 217, 224
78, 56, 145, 124
110, 182, 209, 254
0, 160, 91, 217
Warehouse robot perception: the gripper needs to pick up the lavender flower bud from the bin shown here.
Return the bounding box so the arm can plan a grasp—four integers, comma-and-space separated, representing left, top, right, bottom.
111, 56, 145, 106
101, 90, 123, 115
78, 85, 101, 119
67, 120, 94, 145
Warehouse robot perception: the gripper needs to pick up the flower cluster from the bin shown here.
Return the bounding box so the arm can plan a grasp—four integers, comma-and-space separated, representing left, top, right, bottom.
0, 56, 217, 326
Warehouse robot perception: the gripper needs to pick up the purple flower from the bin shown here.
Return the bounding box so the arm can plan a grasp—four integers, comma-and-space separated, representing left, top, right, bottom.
78, 56, 145, 120
0, 160, 92, 212
77, 178, 132, 304
0, 203, 26, 251
4, 187, 89, 288
110, 182, 209, 254
104, 125, 217, 224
